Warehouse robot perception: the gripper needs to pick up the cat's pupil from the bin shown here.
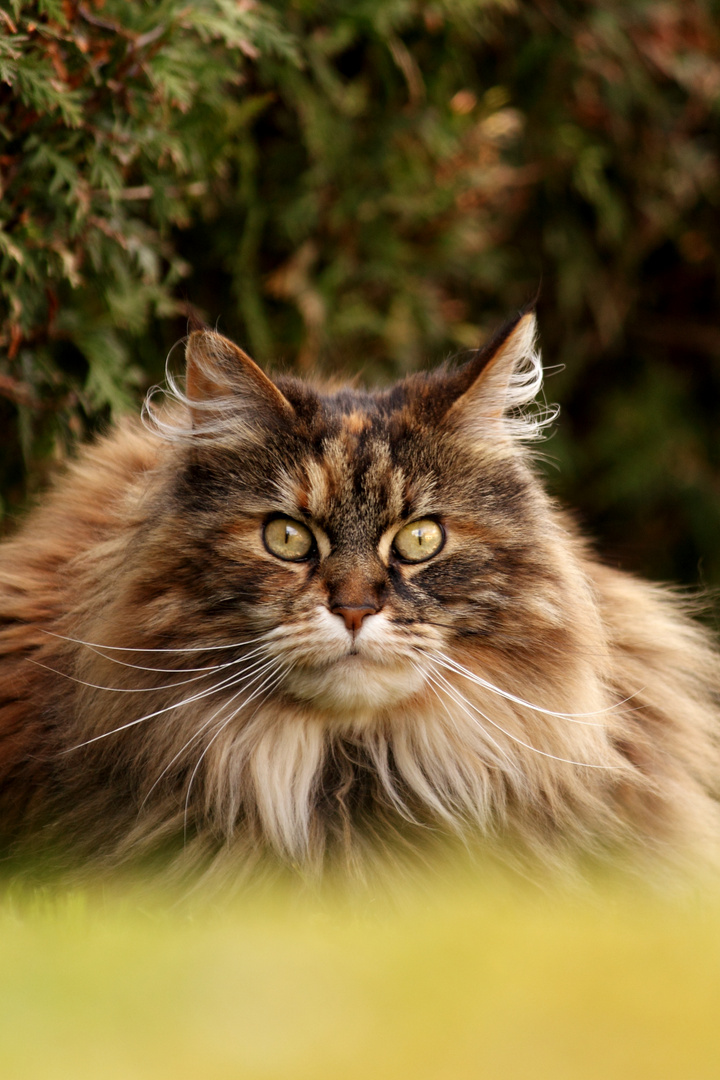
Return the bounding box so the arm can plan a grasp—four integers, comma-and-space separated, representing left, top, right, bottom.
393, 519, 444, 563
263, 517, 313, 561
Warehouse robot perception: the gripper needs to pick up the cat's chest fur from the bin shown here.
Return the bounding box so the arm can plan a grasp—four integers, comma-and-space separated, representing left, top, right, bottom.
1, 311, 719, 881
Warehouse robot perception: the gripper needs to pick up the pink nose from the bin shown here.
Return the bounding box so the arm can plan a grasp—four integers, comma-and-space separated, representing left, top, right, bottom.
330, 605, 378, 634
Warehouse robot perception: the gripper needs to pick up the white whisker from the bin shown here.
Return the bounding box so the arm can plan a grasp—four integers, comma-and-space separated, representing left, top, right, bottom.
28, 642, 274, 691
83, 641, 273, 675
61, 646, 221, 674
62, 652, 276, 752
27, 658, 231, 694
140, 659, 284, 809
429, 649, 614, 724
182, 660, 292, 836
419, 666, 517, 771
39, 627, 273, 657
427, 663, 624, 771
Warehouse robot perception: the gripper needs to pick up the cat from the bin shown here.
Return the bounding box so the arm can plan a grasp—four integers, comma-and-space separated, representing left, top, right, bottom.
1, 310, 719, 884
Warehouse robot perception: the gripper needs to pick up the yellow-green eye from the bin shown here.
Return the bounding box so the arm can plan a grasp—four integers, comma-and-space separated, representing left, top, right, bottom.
393, 519, 444, 563
263, 517, 314, 561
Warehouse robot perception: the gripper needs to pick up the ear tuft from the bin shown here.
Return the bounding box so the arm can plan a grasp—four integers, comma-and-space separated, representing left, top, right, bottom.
445, 311, 557, 443
184, 331, 293, 422
143, 330, 293, 443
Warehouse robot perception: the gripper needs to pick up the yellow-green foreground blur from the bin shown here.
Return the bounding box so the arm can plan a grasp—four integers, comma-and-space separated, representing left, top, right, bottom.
2, 870, 720, 1080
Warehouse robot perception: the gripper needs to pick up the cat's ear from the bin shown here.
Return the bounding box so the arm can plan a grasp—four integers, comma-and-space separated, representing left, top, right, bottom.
184, 330, 294, 428
442, 311, 548, 442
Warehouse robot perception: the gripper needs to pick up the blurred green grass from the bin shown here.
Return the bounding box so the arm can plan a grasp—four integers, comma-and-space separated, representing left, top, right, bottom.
2, 870, 720, 1080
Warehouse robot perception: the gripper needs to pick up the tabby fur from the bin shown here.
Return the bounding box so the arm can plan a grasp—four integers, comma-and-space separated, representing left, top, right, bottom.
1, 312, 719, 881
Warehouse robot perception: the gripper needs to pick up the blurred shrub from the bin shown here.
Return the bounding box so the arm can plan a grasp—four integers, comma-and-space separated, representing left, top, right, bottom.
0, 0, 297, 496
1, 0, 719, 587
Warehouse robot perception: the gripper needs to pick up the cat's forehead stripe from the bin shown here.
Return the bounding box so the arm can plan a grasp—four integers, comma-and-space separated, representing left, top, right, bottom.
270, 388, 444, 527
301, 458, 330, 518
316, 436, 352, 500
343, 410, 371, 435
304, 430, 409, 526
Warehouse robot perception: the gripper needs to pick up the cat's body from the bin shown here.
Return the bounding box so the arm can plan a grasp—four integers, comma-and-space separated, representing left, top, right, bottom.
1, 312, 719, 882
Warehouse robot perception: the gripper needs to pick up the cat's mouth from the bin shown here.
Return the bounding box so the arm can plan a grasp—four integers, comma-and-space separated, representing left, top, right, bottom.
283, 653, 428, 715
260, 605, 437, 716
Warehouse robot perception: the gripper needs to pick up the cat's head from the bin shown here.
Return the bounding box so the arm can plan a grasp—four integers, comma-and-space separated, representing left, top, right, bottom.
137, 312, 571, 721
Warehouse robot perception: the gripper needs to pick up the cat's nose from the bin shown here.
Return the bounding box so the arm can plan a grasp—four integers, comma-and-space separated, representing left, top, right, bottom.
330, 604, 379, 634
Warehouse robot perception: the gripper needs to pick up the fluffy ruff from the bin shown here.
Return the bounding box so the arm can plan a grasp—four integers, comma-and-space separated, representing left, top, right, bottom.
1, 314, 719, 884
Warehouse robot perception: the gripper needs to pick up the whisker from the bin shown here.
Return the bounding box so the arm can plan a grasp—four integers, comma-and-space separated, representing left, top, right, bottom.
427, 663, 624, 771
140, 660, 283, 808
61, 652, 277, 752
28, 642, 274, 691
39, 627, 274, 657
182, 660, 292, 837
429, 650, 617, 724
83, 641, 273, 675
27, 658, 232, 694
419, 666, 517, 771
61, 646, 222, 674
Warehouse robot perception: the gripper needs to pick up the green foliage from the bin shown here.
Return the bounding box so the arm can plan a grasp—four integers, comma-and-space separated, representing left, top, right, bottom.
0, 0, 298, 497
2, 0, 719, 587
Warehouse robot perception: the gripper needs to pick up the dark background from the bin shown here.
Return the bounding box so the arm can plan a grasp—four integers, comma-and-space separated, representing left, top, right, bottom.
2, 0, 719, 593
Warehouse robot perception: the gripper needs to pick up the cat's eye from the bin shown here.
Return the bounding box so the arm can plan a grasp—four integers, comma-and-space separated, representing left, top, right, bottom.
392, 519, 444, 563
263, 517, 314, 561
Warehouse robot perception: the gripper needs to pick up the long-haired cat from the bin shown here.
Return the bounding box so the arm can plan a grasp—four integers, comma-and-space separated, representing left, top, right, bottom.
1, 311, 719, 882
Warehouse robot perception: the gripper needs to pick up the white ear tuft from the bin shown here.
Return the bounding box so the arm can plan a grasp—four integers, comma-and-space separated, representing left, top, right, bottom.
143, 330, 293, 444
446, 312, 557, 443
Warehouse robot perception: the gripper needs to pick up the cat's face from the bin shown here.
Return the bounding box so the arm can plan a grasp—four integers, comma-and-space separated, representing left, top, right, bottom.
138, 313, 567, 722
48, 313, 642, 873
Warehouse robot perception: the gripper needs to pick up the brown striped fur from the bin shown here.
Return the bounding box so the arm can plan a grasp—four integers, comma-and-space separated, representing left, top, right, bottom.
1, 312, 719, 882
